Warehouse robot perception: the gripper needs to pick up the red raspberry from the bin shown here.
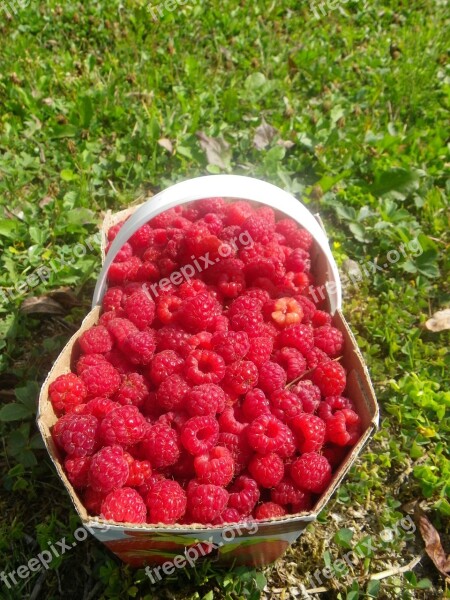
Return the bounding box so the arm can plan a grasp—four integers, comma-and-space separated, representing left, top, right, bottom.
273, 347, 307, 381
258, 361, 286, 396
125, 458, 152, 487
256, 205, 276, 224
156, 326, 191, 357
137, 473, 166, 498
249, 453, 284, 488
187, 331, 213, 352
156, 375, 189, 411
228, 476, 260, 515
271, 477, 312, 506
218, 431, 252, 474
187, 483, 228, 524
88, 445, 129, 493
185, 384, 226, 416
129, 223, 153, 254
212, 508, 241, 525
148, 350, 184, 385
278, 324, 314, 354
146, 479, 187, 524
141, 391, 159, 419
242, 288, 271, 304
286, 248, 311, 273
64, 456, 91, 488
108, 256, 141, 284
295, 295, 317, 323
228, 295, 264, 318
312, 361, 346, 396
223, 360, 259, 395
326, 409, 361, 446
79, 326, 113, 355
230, 310, 264, 337
196, 212, 224, 234
218, 407, 248, 435
83, 487, 107, 515
180, 415, 219, 456
290, 413, 326, 453
285, 228, 313, 251
157, 411, 189, 433
156, 294, 182, 324
101, 487, 147, 523
275, 218, 298, 238
245, 336, 273, 367
224, 200, 254, 226
115, 373, 149, 409
140, 423, 180, 468
312, 310, 332, 327
104, 349, 134, 375
317, 396, 353, 420
151, 207, 183, 228
53, 414, 99, 457
292, 496, 314, 513
123, 290, 155, 329
270, 297, 304, 328
49, 373, 87, 415
304, 347, 330, 369
181, 224, 222, 262
322, 444, 349, 468
211, 331, 250, 364
277, 427, 296, 458
242, 388, 270, 421
102, 287, 124, 313
169, 450, 196, 480
241, 215, 274, 244
83, 397, 120, 420
76, 354, 108, 376
194, 446, 234, 486
270, 389, 303, 422
136, 261, 160, 282
292, 380, 321, 413
184, 349, 225, 385
99, 406, 147, 446
106, 317, 138, 345
195, 197, 226, 215
177, 279, 207, 299
290, 452, 332, 494
121, 330, 155, 365
80, 363, 121, 398
246, 414, 291, 454
108, 243, 134, 263
255, 502, 286, 520
314, 327, 344, 359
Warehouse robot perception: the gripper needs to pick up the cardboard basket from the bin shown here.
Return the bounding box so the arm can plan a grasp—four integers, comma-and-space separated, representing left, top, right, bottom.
37, 176, 378, 568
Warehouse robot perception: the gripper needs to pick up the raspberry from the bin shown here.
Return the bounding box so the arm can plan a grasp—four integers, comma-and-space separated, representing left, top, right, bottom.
108, 256, 141, 285
270, 389, 303, 422
304, 347, 330, 370
181, 415, 219, 456
136, 261, 160, 282
178, 279, 208, 299
277, 426, 296, 458
187, 483, 228, 524
101, 487, 147, 523
322, 443, 349, 468
211, 331, 250, 364
53, 414, 99, 457
326, 409, 361, 446
290, 414, 326, 453
271, 477, 311, 506
115, 373, 149, 408
149, 350, 184, 385
317, 396, 353, 420
242, 288, 271, 304
241, 215, 274, 244
185, 384, 226, 416
218, 432, 252, 474
80, 363, 121, 398
156, 326, 191, 357
121, 330, 156, 365
196, 212, 223, 235
146, 479, 187, 524
100, 406, 147, 446
295, 295, 317, 323
123, 290, 155, 329
275, 218, 298, 238
242, 388, 270, 421
140, 423, 180, 468
224, 200, 254, 226
273, 347, 307, 381
129, 223, 153, 254
212, 508, 241, 525
313, 326, 344, 358
187, 331, 213, 352
245, 336, 273, 367
49, 373, 87, 415
158, 411, 189, 433
312, 361, 346, 397
285, 228, 313, 251
228, 476, 260, 515
228, 295, 264, 318
258, 361, 286, 396
106, 318, 138, 345
249, 453, 284, 488
194, 446, 234, 486
184, 349, 225, 385
256, 205, 276, 225
246, 414, 291, 454
290, 452, 332, 494
103, 349, 133, 375
255, 502, 286, 520
88, 445, 129, 493
223, 360, 259, 395
218, 407, 248, 435
278, 324, 314, 354
195, 197, 226, 216
79, 326, 113, 355
286, 248, 311, 273
108, 241, 133, 263
270, 297, 304, 328
64, 456, 91, 488
230, 310, 264, 337
244, 257, 285, 286
83, 397, 120, 420
292, 380, 321, 413
125, 458, 152, 487
76, 354, 108, 376
169, 450, 196, 480
156, 375, 190, 411
102, 287, 124, 313
84, 487, 107, 515
312, 310, 332, 327
156, 294, 183, 324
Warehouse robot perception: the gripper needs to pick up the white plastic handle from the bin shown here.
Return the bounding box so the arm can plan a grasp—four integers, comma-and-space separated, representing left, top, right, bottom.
92, 175, 342, 312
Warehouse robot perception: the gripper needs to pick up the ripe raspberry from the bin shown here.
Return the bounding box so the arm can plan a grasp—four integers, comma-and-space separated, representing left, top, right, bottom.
115, 373, 149, 409
194, 446, 234, 486
270, 297, 304, 328
212, 508, 241, 525
270, 389, 303, 422
255, 502, 286, 520
100, 406, 147, 446
312, 361, 346, 397
218, 431, 252, 474
49, 373, 87, 415
241, 215, 274, 244
223, 360, 259, 395
80, 363, 121, 398
169, 450, 196, 480
53, 414, 99, 457
228, 295, 264, 318
83, 487, 107, 515
187, 331, 213, 352
295, 295, 317, 323
83, 397, 120, 420
286, 248, 311, 273
313, 326, 344, 358
64, 456, 91, 488
185, 384, 226, 416
304, 347, 330, 370
246, 414, 291, 454
223, 200, 253, 226
149, 350, 184, 385
156, 294, 182, 324
278, 324, 314, 354
326, 409, 361, 446
184, 349, 225, 385
218, 407, 248, 435
317, 396, 353, 421
76, 353, 108, 376
156, 326, 191, 357
156, 375, 189, 411
129, 223, 153, 254
187, 483, 228, 524
322, 443, 349, 468
271, 478, 312, 506
290, 413, 326, 453
285, 228, 313, 251
140, 423, 180, 468
292, 380, 321, 413
79, 326, 113, 355
181, 415, 219, 456
88, 445, 129, 493
106, 317, 138, 345
210, 259, 246, 298
242, 388, 270, 421
275, 218, 298, 238
249, 453, 284, 488
273, 347, 307, 381
102, 287, 124, 314
258, 361, 286, 396
230, 310, 264, 337
103, 349, 133, 375
211, 331, 250, 364
101, 487, 147, 523
121, 330, 156, 365
228, 476, 260, 515
277, 426, 296, 458
256, 205, 276, 225
291, 452, 332, 494
108, 256, 141, 284
136, 260, 160, 282
195, 196, 226, 216
311, 310, 332, 327
146, 479, 187, 524
125, 458, 152, 487
245, 336, 273, 367
242, 287, 271, 304
123, 290, 155, 329
157, 411, 189, 433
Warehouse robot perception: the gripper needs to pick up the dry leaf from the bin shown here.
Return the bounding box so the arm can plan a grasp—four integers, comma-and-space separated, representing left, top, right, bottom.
425, 309, 450, 332
20, 296, 65, 316
253, 120, 278, 150
157, 138, 173, 154
415, 505, 450, 579
48, 287, 81, 309
196, 132, 231, 169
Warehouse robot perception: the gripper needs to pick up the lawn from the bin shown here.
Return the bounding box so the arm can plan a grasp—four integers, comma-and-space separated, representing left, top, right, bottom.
0, 0, 449, 598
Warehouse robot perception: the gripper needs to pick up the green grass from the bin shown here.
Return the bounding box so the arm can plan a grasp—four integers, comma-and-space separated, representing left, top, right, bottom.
0, 0, 449, 598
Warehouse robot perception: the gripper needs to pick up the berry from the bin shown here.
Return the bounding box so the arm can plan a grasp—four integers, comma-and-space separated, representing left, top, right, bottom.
292, 380, 321, 413
286, 248, 311, 273
125, 459, 152, 487
49, 373, 87, 415
218, 431, 252, 474
101, 488, 147, 523
246, 414, 291, 454
290, 414, 326, 453
156, 375, 190, 411
187, 331, 213, 352
79, 326, 113, 355
224, 200, 253, 226
290, 452, 332, 494
228, 476, 260, 515
83, 397, 120, 420
53, 414, 99, 457
185, 384, 226, 416
295, 295, 316, 323
102, 287, 125, 313
212, 508, 241, 525
278, 324, 314, 354
115, 373, 149, 408
273, 347, 307, 382
156, 294, 183, 324
270, 389, 303, 422
304, 347, 330, 370
211, 331, 250, 364
313, 326, 344, 357
317, 396, 352, 421
64, 456, 91, 488
326, 409, 361, 446
140, 423, 180, 468
270, 297, 304, 328
230, 310, 264, 337
184, 349, 225, 385
312, 310, 332, 327
129, 223, 153, 253
123, 290, 155, 329
187, 483, 228, 524
100, 406, 147, 446
76, 354, 108, 376
312, 361, 346, 397
285, 228, 313, 251
179, 292, 221, 333
271, 478, 311, 506
194, 446, 234, 486
146, 479, 187, 524
156, 326, 191, 357
104, 348, 134, 375
241, 388, 270, 421
84, 487, 107, 515
218, 407, 248, 435
241, 215, 274, 244
148, 350, 184, 385
249, 453, 284, 488
245, 336, 273, 367
223, 360, 259, 395
88, 445, 129, 493
322, 444, 349, 468
255, 502, 286, 520
228, 295, 264, 318
181, 415, 219, 456
121, 330, 156, 365
108, 256, 141, 284
106, 317, 138, 345
258, 361, 286, 396
80, 363, 121, 398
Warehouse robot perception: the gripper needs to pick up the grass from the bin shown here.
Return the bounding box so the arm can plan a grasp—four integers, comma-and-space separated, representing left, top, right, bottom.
0, 0, 449, 598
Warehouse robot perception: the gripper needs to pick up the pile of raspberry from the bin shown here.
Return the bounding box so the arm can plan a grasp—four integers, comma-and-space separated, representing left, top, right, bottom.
49, 197, 362, 527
